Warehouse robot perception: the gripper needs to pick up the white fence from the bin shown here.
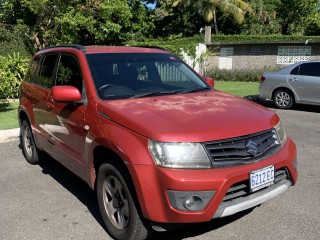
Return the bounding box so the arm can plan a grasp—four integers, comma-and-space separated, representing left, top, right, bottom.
181, 43, 207, 74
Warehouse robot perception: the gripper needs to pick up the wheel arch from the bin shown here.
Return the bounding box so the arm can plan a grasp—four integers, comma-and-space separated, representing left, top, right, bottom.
18, 108, 30, 126
91, 145, 149, 219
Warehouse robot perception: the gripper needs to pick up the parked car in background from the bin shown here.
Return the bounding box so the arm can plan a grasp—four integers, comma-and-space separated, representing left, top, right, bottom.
259, 60, 320, 109
19, 45, 298, 240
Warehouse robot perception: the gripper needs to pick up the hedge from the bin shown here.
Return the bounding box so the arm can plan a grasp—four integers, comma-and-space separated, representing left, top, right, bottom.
210, 34, 320, 43
205, 66, 281, 82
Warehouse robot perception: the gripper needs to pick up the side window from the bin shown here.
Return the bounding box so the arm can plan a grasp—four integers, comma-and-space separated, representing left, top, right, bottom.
299, 63, 320, 77
37, 54, 58, 88
25, 55, 41, 82
56, 54, 83, 92
290, 66, 299, 75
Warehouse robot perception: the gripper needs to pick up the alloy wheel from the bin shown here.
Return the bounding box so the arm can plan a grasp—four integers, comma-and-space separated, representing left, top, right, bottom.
275, 92, 291, 107
23, 125, 33, 158
102, 175, 130, 229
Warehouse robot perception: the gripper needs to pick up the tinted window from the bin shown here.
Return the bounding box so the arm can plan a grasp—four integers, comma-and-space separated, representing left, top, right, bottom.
290, 66, 299, 75
86, 53, 207, 100
36, 54, 58, 88
56, 54, 83, 92
25, 55, 41, 82
298, 63, 320, 77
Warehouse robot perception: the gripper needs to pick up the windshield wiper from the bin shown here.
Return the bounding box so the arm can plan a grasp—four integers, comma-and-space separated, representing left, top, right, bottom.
179, 86, 211, 94
130, 90, 177, 98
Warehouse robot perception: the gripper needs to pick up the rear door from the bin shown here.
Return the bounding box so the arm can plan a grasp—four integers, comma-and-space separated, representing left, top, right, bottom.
31, 53, 59, 147
288, 62, 320, 104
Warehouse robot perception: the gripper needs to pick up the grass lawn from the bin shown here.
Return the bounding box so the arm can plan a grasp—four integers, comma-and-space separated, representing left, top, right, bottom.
214, 81, 259, 97
0, 82, 259, 130
0, 102, 19, 130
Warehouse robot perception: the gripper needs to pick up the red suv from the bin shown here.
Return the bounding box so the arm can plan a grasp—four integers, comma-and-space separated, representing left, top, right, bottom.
19, 45, 298, 240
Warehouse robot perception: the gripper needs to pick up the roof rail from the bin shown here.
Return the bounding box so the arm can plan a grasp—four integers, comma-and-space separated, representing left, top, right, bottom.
134, 45, 168, 52
43, 44, 86, 52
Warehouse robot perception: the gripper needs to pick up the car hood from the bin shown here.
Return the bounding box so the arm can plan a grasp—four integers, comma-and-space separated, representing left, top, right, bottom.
97, 91, 279, 142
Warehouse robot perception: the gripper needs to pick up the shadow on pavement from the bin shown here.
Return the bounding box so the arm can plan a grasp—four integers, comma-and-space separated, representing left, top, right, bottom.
16, 140, 257, 239
0, 102, 15, 113
36, 153, 106, 231
150, 209, 253, 240
244, 95, 320, 113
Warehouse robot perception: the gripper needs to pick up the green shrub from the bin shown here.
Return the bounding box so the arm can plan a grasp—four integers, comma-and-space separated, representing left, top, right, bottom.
0, 53, 30, 99
205, 66, 281, 82
0, 27, 33, 58
210, 34, 320, 42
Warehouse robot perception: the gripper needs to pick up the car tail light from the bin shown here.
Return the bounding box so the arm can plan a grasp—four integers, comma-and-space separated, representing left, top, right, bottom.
260, 76, 266, 83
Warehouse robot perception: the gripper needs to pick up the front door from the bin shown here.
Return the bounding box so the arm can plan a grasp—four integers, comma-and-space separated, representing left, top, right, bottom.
45, 53, 87, 178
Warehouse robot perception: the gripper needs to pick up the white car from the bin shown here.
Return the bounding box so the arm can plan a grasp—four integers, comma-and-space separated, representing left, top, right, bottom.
259, 60, 320, 109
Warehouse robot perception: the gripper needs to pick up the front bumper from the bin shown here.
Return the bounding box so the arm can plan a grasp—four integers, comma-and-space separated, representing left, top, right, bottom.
129, 138, 297, 223
213, 179, 291, 218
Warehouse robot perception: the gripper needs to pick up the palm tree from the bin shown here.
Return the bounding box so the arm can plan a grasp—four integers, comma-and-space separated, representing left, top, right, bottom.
173, 0, 252, 34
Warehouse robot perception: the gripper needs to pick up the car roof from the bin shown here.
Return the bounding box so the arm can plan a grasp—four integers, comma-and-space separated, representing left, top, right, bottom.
85, 46, 168, 54
39, 45, 169, 54
275, 60, 320, 73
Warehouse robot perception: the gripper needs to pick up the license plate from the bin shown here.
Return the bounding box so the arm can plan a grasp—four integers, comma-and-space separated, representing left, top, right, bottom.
250, 165, 275, 192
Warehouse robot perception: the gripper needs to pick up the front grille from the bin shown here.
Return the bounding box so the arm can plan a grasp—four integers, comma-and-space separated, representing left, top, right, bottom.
202, 129, 280, 168
222, 168, 290, 203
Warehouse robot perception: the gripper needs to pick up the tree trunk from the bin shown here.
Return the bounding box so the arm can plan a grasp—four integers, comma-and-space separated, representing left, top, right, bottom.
213, 10, 219, 34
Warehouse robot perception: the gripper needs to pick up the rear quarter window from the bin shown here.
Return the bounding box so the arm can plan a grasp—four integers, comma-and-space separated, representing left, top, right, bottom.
298, 62, 320, 77
25, 55, 41, 83
35, 54, 58, 88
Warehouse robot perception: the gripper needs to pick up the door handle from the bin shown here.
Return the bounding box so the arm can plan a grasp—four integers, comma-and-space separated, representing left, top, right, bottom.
289, 78, 298, 82
46, 102, 54, 110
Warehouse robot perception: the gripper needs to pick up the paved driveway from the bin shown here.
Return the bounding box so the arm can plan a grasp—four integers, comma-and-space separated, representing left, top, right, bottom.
1, 104, 320, 240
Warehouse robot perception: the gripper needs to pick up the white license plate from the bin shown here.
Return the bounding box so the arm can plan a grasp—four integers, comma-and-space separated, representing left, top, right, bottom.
250, 165, 275, 192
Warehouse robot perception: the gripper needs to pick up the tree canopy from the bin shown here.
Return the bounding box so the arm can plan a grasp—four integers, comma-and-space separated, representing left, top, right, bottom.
0, 0, 319, 51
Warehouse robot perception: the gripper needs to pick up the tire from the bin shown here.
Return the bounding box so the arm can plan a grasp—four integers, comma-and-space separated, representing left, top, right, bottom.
21, 120, 40, 164
273, 89, 294, 109
96, 162, 151, 240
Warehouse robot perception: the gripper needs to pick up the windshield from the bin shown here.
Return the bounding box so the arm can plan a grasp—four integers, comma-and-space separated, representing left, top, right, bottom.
86, 53, 210, 100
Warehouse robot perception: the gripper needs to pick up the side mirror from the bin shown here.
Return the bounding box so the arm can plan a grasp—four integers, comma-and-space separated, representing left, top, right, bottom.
51, 86, 82, 102
204, 77, 215, 88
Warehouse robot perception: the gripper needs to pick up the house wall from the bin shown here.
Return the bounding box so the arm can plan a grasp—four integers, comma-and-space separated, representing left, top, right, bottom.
206, 43, 320, 70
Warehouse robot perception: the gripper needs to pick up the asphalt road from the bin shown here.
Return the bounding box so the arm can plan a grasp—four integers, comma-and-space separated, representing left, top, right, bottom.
1, 103, 320, 240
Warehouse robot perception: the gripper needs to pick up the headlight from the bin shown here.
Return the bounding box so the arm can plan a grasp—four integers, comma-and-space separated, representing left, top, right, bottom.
274, 121, 287, 146
148, 140, 212, 169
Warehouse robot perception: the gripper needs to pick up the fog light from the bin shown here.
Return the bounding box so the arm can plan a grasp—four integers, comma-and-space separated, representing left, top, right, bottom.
167, 190, 215, 211
184, 196, 195, 208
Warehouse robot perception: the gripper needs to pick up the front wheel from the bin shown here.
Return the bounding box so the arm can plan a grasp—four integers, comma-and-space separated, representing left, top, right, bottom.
96, 162, 151, 240
273, 89, 294, 109
21, 120, 40, 164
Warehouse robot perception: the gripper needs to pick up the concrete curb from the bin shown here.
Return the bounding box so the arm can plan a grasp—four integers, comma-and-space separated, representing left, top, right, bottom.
0, 128, 20, 143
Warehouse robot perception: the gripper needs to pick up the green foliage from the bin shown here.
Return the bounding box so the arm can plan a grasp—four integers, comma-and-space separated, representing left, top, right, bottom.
210, 34, 320, 42
305, 13, 320, 36
127, 35, 203, 58
240, 0, 281, 35
0, 53, 29, 99
0, 27, 33, 58
0, 0, 154, 48
152, 0, 206, 38
173, 0, 252, 23
206, 66, 281, 82
274, 0, 318, 35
